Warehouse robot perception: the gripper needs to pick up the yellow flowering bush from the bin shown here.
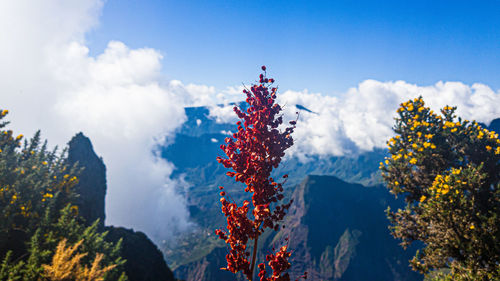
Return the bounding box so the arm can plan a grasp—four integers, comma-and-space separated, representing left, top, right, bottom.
0, 110, 127, 280
380, 97, 500, 280
0, 110, 79, 235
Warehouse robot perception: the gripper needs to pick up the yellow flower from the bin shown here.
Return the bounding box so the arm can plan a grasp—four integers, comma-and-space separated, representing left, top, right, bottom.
16, 134, 23, 140
42, 161, 48, 165
444, 121, 455, 128
419, 195, 427, 202
451, 128, 457, 133
486, 145, 492, 151
391, 154, 401, 160
430, 144, 436, 149
409, 158, 417, 165
43, 193, 53, 198
470, 224, 475, 230
394, 181, 399, 186
1, 110, 8, 116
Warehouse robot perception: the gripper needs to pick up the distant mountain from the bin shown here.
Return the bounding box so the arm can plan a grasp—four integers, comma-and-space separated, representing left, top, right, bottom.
163, 104, 384, 187
488, 118, 500, 133
276, 175, 421, 281
172, 176, 422, 281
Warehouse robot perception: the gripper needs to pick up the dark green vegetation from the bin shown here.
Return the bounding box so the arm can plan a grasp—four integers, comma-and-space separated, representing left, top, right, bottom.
0, 114, 125, 279
0, 110, 175, 281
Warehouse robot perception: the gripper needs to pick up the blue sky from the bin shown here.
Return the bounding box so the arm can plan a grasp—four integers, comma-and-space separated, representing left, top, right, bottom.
86, 0, 500, 95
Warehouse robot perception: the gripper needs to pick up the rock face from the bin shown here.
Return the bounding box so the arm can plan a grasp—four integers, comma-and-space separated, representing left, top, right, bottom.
279, 175, 422, 281
105, 226, 176, 281
67, 132, 107, 229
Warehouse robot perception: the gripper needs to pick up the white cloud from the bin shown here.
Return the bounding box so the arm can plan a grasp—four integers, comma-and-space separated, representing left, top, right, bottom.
208, 103, 241, 124
209, 80, 500, 160
0, 0, 195, 241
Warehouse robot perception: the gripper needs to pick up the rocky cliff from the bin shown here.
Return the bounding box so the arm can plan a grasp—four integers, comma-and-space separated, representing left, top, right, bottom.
68, 132, 107, 229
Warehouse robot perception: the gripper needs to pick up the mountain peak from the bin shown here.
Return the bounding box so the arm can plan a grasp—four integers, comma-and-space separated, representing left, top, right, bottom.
68, 132, 107, 229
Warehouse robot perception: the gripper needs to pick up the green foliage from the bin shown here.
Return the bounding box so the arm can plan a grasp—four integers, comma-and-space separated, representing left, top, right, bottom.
380, 97, 500, 280
0, 110, 127, 280
0, 120, 79, 237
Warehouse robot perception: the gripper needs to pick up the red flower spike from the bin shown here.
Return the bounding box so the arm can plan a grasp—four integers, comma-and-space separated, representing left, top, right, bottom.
215, 68, 298, 281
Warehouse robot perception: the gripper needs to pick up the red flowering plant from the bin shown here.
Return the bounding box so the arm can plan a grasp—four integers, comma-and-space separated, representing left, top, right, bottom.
215, 66, 303, 281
